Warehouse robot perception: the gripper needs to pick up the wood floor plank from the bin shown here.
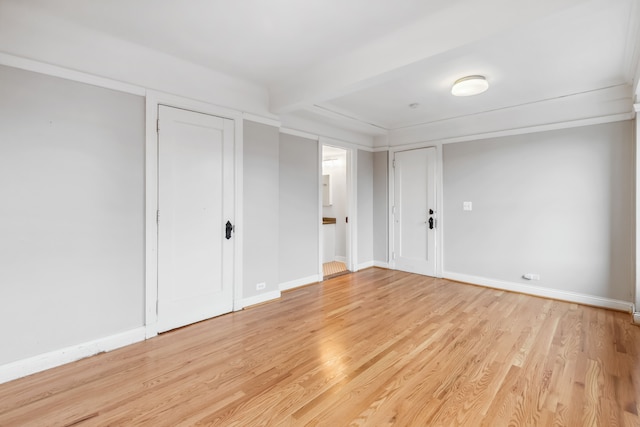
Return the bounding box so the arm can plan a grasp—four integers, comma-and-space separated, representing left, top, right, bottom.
1, 268, 639, 426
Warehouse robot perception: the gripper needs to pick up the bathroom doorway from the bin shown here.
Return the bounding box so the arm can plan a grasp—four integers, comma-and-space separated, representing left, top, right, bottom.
321, 145, 351, 279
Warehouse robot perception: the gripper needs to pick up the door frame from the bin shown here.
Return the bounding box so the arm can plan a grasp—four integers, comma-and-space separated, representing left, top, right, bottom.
388, 143, 444, 278
318, 139, 358, 277
144, 90, 243, 339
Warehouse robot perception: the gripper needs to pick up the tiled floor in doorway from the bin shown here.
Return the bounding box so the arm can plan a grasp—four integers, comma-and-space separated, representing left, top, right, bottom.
322, 261, 347, 278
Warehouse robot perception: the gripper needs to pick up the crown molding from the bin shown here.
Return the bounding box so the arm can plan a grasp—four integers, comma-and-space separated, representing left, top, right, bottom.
242, 112, 281, 128
0, 52, 145, 96
279, 127, 320, 141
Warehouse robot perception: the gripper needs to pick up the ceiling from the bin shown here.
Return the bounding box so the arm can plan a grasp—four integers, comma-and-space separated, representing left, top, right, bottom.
18, 0, 640, 137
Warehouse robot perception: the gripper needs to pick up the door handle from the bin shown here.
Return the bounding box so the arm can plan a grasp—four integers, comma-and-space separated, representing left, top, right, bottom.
225, 221, 233, 240
428, 217, 434, 230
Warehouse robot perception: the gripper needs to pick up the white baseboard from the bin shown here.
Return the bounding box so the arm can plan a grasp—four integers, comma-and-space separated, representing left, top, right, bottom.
443, 272, 634, 313
357, 261, 375, 270
145, 325, 158, 339
0, 327, 146, 385
241, 290, 281, 308
373, 261, 389, 269
633, 312, 640, 325
279, 274, 322, 291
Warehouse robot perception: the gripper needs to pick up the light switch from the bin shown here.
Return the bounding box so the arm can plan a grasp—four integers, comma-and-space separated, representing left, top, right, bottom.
463, 201, 472, 211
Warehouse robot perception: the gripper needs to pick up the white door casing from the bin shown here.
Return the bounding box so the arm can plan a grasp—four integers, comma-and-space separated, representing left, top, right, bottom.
157, 105, 234, 333
392, 147, 437, 276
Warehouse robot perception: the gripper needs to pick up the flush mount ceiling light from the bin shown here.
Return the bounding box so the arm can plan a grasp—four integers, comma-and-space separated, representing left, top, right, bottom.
451, 75, 488, 96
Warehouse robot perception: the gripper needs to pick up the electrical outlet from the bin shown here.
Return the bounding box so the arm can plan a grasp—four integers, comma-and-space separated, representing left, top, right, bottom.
256, 282, 266, 290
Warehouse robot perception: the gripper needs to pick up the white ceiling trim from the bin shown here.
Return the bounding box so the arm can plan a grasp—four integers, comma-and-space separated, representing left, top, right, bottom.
279, 127, 319, 141
310, 83, 634, 137
389, 84, 632, 131
243, 112, 281, 128
306, 105, 387, 134
388, 84, 633, 146
319, 136, 375, 153
384, 112, 634, 152
280, 113, 375, 148
371, 146, 391, 153
279, 127, 378, 153
0, 51, 146, 96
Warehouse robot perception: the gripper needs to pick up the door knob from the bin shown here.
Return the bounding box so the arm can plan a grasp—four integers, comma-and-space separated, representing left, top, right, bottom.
428, 217, 434, 229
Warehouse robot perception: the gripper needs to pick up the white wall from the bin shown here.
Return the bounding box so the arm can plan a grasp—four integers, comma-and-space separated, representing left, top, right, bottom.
443, 120, 634, 302
279, 133, 319, 284
357, 150, 374, 267
0, 65, 144, 365
243, 121, 280, 299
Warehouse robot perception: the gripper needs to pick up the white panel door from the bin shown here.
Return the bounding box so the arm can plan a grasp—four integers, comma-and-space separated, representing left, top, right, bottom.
393, 147, 437, 276
157, 105, 234, 333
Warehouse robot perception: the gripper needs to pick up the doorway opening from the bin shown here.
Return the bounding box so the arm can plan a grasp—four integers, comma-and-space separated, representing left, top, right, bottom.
321, 145, 350, 279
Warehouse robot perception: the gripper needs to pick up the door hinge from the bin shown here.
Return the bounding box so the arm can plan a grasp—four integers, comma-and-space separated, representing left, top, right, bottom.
392, 206, 396, 215
392, 159, 396, 168
156, 210, 160, 223
392, 251, 395, 260
156, 119, 160, 133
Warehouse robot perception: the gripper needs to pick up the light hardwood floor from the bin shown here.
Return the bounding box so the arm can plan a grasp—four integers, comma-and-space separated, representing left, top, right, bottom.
1, 268, 639, 426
